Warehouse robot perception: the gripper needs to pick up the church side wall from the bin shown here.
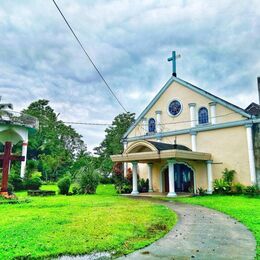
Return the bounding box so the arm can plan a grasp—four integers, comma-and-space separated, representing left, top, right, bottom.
196, 126, 251, 185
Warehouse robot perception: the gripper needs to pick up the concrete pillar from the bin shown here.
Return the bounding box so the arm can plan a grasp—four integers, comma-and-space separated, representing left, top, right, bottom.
206, 160, 213, 194
20, 141, 28, 178
190, 131, 197, 151
189, 103, 196, 127
209, 102, 217, 124
131, 161, 139, 195
142, 117, 147, 134
147, 163, 153, 192
245, 124, 256, 184
167, 159, 177, 197
156, 110, 162, 141
123, 141, 128, 177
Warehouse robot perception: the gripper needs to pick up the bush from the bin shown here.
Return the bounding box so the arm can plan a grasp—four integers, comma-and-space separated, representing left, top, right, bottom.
25, 176, 42, 190
244, 185, 260, 196
231, 183, 245, 194
57, 176, 71, 195
138, 178, 149, 192
71, 184, 80, 195
7, 183, 14, 195
99, 175, 113, 184
213, 179, 230, 194
197, 187, 207, 196
222, 168, 236, 185
9, 169, 24, 191
115, 181, 132, 194
75, 165, 99, 194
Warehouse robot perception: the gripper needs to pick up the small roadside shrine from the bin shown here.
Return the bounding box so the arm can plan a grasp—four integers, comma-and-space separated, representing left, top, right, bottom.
0, 102, 38, 196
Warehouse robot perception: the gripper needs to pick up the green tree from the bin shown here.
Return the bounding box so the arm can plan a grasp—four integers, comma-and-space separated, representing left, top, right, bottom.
94, 112, 135, 174
22, 99, 86, 181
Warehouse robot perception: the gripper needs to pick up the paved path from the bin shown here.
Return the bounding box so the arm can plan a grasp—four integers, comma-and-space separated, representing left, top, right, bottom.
118, 198, 256, 260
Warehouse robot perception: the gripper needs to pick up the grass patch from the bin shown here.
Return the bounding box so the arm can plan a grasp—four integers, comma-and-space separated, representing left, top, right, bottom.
0, 184, 176, 259
163, 195, 260, 258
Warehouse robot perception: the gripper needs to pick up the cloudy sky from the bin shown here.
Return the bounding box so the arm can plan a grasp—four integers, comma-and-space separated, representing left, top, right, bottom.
0, 0, 259, 151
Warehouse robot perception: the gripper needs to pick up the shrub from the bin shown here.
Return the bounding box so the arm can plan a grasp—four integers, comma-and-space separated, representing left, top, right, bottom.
99, 174, 113, 184
231, 183, 245, 194
138, 178, 149, 192
25, 176, 42, 190
222, 168, 236, 185
71, 184, 80, 195
7, 183, 14, 195
75, 165, 99, 194
244, 185, 260, 196
57, 176, 71, 195
115, 181, 132, 194
197, 187, 207, 196
9, 169, 24, 191
213, 179, 230, 194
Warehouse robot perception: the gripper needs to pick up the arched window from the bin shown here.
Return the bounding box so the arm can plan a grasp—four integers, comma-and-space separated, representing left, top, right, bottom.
148, 118, 156, 132
198, 107, 209, 124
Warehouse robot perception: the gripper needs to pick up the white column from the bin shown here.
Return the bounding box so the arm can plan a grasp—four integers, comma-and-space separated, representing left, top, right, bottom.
206, 160, 213, 194
20, 141, 28, 178
167, 159, 177, 197
155, 111, 162, 133
147, 163, 153, 192
123, 141, 128, 177
142, 117, 147, 134
156, 110, 162, 141
131, 161, 139, 195
245, 124, 256, 184
209, 102, 217, 124
189, 103, 196, 127
190, 131, 197, 151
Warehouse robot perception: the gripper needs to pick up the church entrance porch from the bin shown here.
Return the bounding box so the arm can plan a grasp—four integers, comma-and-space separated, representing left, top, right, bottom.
162, 163, 194, 193
110, 140, 213, 197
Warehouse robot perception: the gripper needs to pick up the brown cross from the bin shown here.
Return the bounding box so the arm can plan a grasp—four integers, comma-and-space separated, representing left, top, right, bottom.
0, 141, 25, 193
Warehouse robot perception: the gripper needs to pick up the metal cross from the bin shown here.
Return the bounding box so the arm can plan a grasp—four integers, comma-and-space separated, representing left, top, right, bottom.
167, 51, 181, 77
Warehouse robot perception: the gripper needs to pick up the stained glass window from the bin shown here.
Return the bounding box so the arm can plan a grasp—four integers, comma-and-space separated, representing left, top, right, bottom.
198, 107, 209, 124
148, 118, 156, 132
168, 100, 182, 116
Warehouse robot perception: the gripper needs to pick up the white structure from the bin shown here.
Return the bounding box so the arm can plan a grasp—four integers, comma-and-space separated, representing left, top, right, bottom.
0, 103, 38, 178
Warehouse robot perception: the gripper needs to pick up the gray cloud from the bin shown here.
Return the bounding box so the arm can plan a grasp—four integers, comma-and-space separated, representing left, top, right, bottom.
0, 0, 259, 151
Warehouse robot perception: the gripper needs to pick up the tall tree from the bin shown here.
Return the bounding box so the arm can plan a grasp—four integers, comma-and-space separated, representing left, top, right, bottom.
23, 99, 86, 180
94, 112, 135, 174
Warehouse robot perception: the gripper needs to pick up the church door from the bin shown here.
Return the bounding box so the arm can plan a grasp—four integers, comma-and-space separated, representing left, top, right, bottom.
174, 163, 194, 192
162, 163, 194, 193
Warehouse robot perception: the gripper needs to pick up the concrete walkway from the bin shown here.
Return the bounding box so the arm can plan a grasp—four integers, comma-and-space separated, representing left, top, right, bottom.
118, 199, 256, 260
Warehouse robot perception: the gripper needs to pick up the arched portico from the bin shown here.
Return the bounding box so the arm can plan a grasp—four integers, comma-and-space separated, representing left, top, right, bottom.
111, 140, 212, 196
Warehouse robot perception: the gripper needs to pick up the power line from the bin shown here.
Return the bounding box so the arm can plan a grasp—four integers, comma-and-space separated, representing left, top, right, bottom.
64, 121, 111, 126
52, 0, 128, 113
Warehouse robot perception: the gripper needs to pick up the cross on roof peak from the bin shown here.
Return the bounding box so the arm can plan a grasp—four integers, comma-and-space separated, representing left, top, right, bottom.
167, 51, 181, 77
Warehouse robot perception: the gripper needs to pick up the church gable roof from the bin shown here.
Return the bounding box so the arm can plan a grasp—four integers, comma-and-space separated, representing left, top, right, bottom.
245, 102, 260, 116
124, 76, 252, 139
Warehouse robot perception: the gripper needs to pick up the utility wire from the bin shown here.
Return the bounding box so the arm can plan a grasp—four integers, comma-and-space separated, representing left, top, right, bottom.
64, 121, 111, 126
63, 111, 237, 127
52, 0, 128, 113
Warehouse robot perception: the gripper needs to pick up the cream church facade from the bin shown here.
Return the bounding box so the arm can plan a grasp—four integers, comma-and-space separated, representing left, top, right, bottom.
111, 71, 260, 197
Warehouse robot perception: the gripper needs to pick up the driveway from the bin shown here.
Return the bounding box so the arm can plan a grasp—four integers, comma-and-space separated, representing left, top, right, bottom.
118, 199, 256, 260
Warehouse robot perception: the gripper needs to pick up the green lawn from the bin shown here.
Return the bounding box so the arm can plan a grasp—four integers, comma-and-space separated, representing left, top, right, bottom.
0, 185, 176, 259
165, 195, 260, 259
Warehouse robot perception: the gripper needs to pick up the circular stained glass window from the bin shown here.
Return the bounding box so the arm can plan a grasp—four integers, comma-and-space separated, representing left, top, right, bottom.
168, 100, 182, 116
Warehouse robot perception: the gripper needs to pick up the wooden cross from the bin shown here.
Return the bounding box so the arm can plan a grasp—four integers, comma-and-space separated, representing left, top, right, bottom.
167, 51, 181, 77
0, 141, 25, 193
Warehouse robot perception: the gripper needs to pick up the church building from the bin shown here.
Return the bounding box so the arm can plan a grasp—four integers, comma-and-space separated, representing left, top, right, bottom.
111, 52, 260, 197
